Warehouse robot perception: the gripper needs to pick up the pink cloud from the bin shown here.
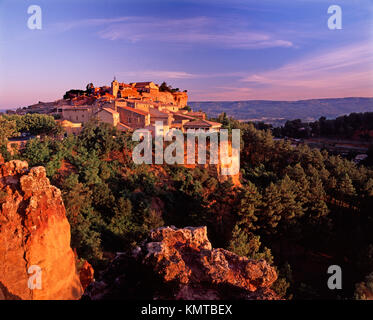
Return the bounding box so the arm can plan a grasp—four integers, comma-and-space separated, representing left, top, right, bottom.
95, 16, 293, 49
190, 42, 373, 101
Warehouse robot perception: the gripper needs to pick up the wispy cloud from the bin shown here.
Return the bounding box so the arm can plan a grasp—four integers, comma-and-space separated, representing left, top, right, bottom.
118, 70, 246, 80
53, 17, 134, 32
235, 41, 373, 99
243, 42, 373, 86
99, 16, 294, 49
117, 41, 373, 101
188, 42, 373, 101
190, 86, 255, 101
118, 70, 197, 80
55, 16, 294, 49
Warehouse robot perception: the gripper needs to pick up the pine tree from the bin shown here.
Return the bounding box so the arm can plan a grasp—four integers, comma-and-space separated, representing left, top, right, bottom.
260, 182, 283, 233
338, 173, 356, 197
0, 116, 16, 146
307, 174, 329, 221
236, 182, 262, 232
285, 163, 310, 206
278, 175, 304, 222
228, 225, 273, 264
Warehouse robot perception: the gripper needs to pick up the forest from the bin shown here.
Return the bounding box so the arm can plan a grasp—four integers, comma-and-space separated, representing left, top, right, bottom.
273, 112, 373, 140
1, 112, 373, 299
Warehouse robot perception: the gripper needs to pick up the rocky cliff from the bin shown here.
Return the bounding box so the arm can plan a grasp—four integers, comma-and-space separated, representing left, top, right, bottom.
140, 91, 188, 108
84, 226, 278, 300
183, 140, 241, 187
0, 160, 83, 300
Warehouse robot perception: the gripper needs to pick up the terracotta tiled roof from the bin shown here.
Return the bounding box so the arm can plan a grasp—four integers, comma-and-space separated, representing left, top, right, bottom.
99, 107, 118, 115
186, 111, 206, 119
131, 82, 152, 87
205, 120, 222, 127
117, 105, 149, 116
119, 83, 131, 88
60, 105, 91, 111
102, 93, 115, 99
183, 119, 222, 128
117, 122, 133, 131
149, 108, 169, 117
126, 99, 158, 105
171, 112, 196, 120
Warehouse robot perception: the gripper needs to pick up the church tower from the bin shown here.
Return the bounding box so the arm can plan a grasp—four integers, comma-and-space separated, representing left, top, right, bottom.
111, 77, 119, 98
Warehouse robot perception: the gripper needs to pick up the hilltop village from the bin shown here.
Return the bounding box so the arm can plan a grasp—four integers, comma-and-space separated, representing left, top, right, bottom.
16, 80, 222, 135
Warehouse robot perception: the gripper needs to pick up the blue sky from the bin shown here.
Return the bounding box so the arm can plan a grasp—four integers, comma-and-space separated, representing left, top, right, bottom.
0, 0, 372, 108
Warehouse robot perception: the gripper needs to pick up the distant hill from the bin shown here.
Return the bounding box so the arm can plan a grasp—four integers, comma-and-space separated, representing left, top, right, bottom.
189, 97, 373, 124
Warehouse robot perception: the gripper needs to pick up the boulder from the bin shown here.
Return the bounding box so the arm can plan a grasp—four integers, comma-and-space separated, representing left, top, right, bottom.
84, 226, 279, 300
79, 261, 95, 291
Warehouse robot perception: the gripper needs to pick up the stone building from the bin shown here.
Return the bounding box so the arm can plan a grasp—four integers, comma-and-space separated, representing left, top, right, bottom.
125, 99, 155, 113
58, 105, 96, 123
171, 112, 196, 132
96, 107, 120, 127
183, 119, 222, 131
117, 106, 151, 130
111, 78, 119, 98
186, 111, 206, 120
52, 78, 201, 134
131, 81, 159, 94
149, 108, 173, 127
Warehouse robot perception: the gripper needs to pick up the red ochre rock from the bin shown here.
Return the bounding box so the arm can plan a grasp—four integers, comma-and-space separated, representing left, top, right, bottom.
79, 261, 95, 291
84, 226, 279, 300
0, 160, 83, 300
145, 227, 277, 293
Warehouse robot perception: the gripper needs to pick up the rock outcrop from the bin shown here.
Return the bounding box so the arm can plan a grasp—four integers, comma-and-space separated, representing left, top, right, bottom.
0, 160, 83, 300
79, 261, 95, 291
140, 91, 188, 108
84, 226, 278, 300
355, 272, 373, 300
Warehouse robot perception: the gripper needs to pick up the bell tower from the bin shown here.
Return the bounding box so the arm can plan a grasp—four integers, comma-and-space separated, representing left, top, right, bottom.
111, 76, 119, 98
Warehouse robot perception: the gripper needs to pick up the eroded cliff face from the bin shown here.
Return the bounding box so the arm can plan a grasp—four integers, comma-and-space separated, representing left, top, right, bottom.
0, 160, 83, 300
182, 140, 241, 188
84, 226, 278, 300
141, 91, 188, 108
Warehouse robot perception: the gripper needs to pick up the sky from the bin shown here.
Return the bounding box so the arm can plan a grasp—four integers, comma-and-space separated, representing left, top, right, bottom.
0, 0, 372, 109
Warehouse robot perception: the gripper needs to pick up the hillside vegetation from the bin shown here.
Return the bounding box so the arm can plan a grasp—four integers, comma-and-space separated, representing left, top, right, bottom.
1, 115, 373, 299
